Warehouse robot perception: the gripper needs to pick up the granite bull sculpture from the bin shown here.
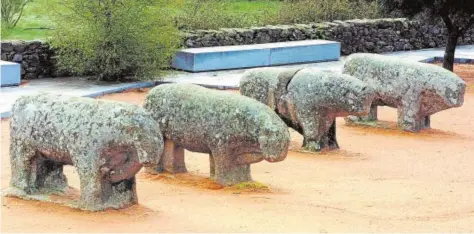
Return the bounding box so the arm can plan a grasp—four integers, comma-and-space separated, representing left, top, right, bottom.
143, 83, 290, 186
9, 93, 164, 211
343, 53, 466, 132
240, 67, 375, 152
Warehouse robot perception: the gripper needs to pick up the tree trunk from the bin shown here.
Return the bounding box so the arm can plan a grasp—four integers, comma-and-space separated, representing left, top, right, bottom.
443, 30, 460, 72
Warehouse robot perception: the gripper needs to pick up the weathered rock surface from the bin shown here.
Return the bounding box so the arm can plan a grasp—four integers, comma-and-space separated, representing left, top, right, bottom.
143, 83, 290, 186
8, 93, 164, 211
241, 68, 375, 151
343, 53, 466, 132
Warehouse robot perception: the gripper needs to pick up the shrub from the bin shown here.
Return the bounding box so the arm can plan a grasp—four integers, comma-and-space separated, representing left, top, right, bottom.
49, 0, 180, 81
274, 0, 381, 24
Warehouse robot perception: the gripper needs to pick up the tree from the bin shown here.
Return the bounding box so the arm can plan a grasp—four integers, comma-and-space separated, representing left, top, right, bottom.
49, 0, 180, 81
1, 0, 32, 29
380, 0, 474, 71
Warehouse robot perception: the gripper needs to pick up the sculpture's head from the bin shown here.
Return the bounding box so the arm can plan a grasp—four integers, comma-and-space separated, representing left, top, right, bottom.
336, 74, 376, 116
232, 103, 290, 166
125, 111, 164, 167
423, 65, 466, 112
257, 122, 291, 163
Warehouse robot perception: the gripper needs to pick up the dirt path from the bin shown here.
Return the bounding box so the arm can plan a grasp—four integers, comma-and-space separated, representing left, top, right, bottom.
2, 65, 474, 232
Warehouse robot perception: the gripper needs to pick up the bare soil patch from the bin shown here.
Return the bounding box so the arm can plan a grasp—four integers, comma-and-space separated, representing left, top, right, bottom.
2, 65, 474, 232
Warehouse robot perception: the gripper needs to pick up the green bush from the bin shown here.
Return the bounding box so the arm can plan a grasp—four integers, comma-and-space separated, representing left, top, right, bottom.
274, 0, 381, 24
49, 0, 180, 81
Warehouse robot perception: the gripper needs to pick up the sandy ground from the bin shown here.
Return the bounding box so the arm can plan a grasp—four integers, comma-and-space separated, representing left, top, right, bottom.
1, 65, 474, 232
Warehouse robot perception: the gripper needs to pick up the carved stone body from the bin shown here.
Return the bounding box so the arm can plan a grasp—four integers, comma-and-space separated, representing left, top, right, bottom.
240, 67, 375, 151
343, 53, 466, 132
9, 93, 163, 211
144, 84, 290, 186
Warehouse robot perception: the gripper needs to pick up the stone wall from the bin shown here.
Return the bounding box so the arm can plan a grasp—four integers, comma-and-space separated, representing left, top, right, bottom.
2, 18, 474, 80
1, 41, 56, 80
183, 18, 474, 55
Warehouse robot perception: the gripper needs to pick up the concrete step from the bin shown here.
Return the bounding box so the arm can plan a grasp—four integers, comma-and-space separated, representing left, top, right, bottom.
1, 60, 21, 87
172, 40, 341, 72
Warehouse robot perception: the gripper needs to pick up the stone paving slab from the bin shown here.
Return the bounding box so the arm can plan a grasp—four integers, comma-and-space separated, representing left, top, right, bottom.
1, 45, 473, 119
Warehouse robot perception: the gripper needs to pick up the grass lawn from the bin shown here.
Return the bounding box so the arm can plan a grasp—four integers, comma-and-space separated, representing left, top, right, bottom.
1, 0, 282, 41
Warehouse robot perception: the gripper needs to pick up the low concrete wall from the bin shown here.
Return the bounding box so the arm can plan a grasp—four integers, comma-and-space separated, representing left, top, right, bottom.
2, 18, 474, 79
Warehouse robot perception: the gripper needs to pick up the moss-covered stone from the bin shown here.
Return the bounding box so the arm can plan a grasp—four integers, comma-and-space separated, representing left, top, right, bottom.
143, 84, 290, 186
8, 93, 164, 211
241, 68, 375, 152
343, 53, 466, 132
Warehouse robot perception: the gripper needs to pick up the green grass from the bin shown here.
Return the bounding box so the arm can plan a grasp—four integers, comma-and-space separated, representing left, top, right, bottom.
2, 0, 282, 41
223, 0, 281, 14
2, 0, 55, 40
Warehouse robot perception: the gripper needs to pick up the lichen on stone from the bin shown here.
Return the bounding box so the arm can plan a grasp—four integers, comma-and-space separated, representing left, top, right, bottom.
241, 67, 375, 152
144, 83, 290, 186
8, 93, 164, 211
343, 53, 466, 132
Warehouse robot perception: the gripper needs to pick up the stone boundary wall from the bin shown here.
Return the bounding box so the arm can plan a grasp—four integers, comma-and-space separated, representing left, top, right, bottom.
1, 41, 56, 80
2, 18, 474, 80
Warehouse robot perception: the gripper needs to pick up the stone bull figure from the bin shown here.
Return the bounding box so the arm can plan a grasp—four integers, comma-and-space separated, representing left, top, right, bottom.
240, 67, 375, 152
143, 83, 290, 186
343, 53, 466, 132
8, 93, 164, 211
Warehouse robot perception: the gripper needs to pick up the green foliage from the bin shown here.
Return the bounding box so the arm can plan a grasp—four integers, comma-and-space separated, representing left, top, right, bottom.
48, 0, 180, 81
1, 0, 32, 34
173, 0, 276, 30
274, 0, 381, 24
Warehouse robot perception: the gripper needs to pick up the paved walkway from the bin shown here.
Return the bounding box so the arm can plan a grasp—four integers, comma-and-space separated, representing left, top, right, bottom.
1, 45, 473, 118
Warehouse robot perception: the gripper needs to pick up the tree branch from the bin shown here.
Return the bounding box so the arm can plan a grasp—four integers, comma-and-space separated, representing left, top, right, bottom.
441, 13, 454, 32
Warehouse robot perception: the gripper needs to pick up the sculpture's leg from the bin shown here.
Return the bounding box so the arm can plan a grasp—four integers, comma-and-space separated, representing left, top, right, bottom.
314, 117, 338, 151
298, 112, 323, 151
327, 120, 339, 150
77, 168, 104, 211
9, 140, 36, 194
145, 139, 187, 174
397, 95, 423, 132
300, 113, 335, 152
30, 156, 68, 193
209, 153, 215, 179
158, 139, 187, 173
366, 105, 378, 121
211, 153, 252, 186
100, 177, 138, 210
422, 115, 431, 129
78, 167, 138, 211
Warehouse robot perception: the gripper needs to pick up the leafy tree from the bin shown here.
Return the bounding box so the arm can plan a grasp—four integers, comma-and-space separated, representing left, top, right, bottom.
49, 0, 180, 81
380, 0, 474, 71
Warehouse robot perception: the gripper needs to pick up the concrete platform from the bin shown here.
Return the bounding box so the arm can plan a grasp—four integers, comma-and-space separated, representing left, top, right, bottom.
0, 60, 21, 87
172, 40, 341, 72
